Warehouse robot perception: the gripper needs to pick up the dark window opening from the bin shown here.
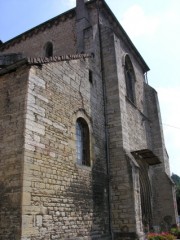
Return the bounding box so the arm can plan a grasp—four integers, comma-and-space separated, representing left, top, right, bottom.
89, 70, 93, 84
76, 118, 90, 166
45, 42, 53, 57
124, 55, 136, 103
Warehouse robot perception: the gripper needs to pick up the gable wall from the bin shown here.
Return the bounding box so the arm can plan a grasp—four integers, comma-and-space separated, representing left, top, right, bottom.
0, 16, 76, 57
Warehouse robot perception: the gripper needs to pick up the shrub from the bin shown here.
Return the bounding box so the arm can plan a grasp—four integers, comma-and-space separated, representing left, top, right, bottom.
170, 227, 180, 238
147, 232, 176, 240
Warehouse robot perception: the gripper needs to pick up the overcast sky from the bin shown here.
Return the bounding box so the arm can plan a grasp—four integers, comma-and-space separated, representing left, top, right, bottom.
0, 0, 180, 176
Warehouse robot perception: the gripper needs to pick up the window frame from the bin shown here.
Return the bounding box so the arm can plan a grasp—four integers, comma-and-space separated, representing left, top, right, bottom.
89, 69, 93, 84
124, 54, 136, 104
76, 117, 90, 167
44, 42, 53, 58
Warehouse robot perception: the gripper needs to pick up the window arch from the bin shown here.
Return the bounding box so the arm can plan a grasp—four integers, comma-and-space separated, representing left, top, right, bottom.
76, 117, 90, 166
124, 54, 136, 104
44, 42, 53, 57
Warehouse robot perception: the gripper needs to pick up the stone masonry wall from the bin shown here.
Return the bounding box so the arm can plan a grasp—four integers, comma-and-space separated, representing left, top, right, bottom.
100, 24, 144, 239
145, 84, 177, 227
113, 34, 149, 153
113, 33, 146, 238
100, 5, 177, 233
0, 1, 177, 238
99, 5, 150, 237
21, 58, 110, 239
0, 66, 29, 239
0, 16, 76, 57
113, 26, 177, 231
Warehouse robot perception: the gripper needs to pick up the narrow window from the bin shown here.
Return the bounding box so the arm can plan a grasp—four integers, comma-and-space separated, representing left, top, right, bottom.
76, 118, 90, 166
45, 42, 53, 57
89, 70, 93, 84
124, 55, 136, 103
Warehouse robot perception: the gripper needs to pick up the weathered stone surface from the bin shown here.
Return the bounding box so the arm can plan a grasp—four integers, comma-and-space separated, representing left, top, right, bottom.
0, 0, 177, 239
0, 66, 29, 239
17, 58, 110, 239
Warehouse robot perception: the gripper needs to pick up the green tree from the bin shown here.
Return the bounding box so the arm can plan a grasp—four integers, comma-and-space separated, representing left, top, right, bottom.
171, 173, 180, 215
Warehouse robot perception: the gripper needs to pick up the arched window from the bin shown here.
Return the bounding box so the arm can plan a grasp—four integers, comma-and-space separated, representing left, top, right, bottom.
124, 55, 136, 104
44, 42, 53, 57
76, 118, 90, 166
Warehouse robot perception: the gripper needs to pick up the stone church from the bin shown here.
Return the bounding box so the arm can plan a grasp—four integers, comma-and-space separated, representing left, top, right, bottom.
0, 0, 178, 239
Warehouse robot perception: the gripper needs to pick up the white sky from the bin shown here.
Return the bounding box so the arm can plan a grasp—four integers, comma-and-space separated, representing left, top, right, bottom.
0, 0, 180, 176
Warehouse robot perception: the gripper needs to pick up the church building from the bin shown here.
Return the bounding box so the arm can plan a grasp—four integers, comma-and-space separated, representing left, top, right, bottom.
0, 0, 178, 239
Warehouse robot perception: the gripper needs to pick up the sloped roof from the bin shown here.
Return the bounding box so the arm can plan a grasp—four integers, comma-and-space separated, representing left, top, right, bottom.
131, 149, 162, 165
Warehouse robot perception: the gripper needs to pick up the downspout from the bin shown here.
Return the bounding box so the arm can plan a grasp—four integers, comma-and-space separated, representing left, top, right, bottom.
96, 1, 113, 239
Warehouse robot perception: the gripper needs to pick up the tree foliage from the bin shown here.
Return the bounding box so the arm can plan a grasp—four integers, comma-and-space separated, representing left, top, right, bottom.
171, 173, 180, 214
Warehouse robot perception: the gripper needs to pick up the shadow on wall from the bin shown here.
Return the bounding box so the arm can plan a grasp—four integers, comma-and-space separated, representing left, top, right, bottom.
0, 182, 21, 240
63, 159, 110, 239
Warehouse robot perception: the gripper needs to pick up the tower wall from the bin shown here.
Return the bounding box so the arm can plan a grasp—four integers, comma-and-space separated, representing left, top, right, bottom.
100, 23, 145, 239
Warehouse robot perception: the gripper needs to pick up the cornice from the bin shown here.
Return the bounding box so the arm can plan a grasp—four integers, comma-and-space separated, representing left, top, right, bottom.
0, 53, 93, 76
